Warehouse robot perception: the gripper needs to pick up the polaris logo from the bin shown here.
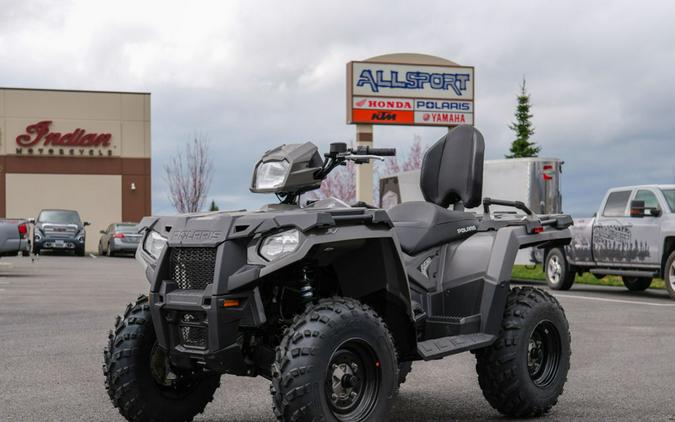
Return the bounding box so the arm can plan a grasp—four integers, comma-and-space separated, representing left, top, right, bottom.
457, 225, 477, 234
172, 230, 223, 241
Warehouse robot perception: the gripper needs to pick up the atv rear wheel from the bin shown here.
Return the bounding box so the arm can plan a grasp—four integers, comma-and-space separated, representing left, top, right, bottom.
103, 295, 221, 422
622, 276, 652, 291
475, 287, 571, 417
271, 297, 398, 422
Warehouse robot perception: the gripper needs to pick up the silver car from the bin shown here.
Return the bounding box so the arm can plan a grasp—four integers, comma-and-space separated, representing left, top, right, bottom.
98, 223, 141, 256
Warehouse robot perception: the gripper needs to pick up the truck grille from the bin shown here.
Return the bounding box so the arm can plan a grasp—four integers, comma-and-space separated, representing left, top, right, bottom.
42, 224, 79, 239
179, 312, 208, 349
169, 247, 216, 290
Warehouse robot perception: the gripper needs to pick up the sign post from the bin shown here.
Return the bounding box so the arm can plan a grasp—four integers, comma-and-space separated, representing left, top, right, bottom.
346, 53, 474, 203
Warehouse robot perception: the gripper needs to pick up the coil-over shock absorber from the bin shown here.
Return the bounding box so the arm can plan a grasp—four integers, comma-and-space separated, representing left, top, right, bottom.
299, 266, 315, 303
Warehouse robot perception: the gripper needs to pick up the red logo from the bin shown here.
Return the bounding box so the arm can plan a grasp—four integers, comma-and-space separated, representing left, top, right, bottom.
423, 113, 430, 121
543, 164, 554, 181
355, 98, 368, 107
16, 121, 112, 148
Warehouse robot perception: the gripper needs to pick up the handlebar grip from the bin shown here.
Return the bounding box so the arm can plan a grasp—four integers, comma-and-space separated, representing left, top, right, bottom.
366, 147, 396, 156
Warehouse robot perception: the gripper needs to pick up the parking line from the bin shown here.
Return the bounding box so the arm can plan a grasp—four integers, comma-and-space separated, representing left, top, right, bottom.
0, 281, 9, 285
89, 254, 97, 259
554, 293, 675, 307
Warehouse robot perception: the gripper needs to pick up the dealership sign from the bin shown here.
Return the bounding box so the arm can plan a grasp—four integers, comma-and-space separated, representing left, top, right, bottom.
15, 120, 115, 156
347, 61, 474, 126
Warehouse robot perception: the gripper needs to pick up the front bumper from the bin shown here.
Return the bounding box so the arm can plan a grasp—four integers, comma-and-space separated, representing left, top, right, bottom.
149, 279, 266, 375
35, 237, 84, 250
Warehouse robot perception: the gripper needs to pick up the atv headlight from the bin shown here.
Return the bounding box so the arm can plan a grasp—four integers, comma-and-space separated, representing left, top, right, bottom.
254, 160, 289, 190
260, 228, 300, 261
143, 230, 167, 259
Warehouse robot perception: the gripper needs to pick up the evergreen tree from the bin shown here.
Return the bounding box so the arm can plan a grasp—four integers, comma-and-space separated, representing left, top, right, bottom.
506, 78, 540, 158
209, 200, 219, 211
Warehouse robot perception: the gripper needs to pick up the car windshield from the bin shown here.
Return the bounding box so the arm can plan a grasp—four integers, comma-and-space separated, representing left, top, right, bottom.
38, 210, 81, 224
115, 224, 138, 234
661, 189, 675, 212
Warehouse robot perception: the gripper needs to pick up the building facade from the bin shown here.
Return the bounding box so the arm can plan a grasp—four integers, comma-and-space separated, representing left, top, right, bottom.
0, 88, 151, 252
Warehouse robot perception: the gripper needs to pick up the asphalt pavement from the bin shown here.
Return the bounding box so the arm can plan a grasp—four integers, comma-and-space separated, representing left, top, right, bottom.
1, 255, 674, 421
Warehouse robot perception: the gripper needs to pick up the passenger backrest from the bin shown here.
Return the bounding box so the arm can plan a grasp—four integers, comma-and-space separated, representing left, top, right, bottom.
420, 125, 485, 208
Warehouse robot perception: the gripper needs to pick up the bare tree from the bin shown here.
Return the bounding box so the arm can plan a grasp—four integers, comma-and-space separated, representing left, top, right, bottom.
164, 136, 214, 213
309, 135, 426, 205
307, 161, 356, 204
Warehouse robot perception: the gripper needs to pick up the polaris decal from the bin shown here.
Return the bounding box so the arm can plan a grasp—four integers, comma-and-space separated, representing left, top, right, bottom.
457, 225, 477, 234
172, 230, 224, 242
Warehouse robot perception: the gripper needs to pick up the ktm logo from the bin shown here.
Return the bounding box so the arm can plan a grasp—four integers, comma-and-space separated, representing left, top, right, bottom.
371, 111, 397, 121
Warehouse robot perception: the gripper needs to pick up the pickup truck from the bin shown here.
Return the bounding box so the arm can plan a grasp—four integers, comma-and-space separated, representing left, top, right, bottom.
32, 209, 89, 256
0, 219, 30, 257
544, 185, 675, 300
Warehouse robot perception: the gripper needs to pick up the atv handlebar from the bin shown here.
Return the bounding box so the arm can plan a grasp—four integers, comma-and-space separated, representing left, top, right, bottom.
317, 144, 397, 180
354, 146, 397, 157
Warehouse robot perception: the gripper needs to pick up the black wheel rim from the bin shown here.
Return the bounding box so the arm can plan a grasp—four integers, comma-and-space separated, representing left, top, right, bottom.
149, 343, 200, 399
325, 339, 381, 421
527, 321, 562, 388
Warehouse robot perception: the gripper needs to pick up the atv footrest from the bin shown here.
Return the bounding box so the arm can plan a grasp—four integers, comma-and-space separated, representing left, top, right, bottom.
417, 333, 495, 360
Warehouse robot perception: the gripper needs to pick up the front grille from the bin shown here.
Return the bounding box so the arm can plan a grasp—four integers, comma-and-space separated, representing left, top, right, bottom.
179, 312, 208, 349
42, 224, 79, 239
169, 247, 216, 290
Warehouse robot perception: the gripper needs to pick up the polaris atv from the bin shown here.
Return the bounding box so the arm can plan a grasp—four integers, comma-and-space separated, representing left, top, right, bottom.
104, 125, 573, 422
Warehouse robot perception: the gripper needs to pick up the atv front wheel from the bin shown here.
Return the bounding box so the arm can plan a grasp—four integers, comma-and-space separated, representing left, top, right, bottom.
622, 276, 652, 291
271, 297, 399, 422
475, 287, 571, 417
103, 295, 221, 422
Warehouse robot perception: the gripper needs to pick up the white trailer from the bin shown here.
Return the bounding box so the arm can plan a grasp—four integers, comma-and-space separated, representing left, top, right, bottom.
380, 157, 564, 263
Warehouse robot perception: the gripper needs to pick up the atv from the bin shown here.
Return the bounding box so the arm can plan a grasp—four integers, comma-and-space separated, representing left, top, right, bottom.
104, 125, 573, 422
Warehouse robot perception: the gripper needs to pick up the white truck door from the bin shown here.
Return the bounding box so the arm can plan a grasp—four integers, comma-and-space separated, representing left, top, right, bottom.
625, 189, 663, 266
593, 189, 633, 266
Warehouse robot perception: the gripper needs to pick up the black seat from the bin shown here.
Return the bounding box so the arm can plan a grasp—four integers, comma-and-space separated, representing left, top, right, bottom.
388, 125, 485, 255
388, 201, 478, 255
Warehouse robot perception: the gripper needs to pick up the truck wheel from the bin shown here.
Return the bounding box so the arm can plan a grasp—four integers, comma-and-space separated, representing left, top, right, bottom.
666, 251, 675, 300
621, 276, 652, 291
545, 248, 575, 290
103, 295, 221, 422
475, 287, 571, 418
271, 297, 398, 422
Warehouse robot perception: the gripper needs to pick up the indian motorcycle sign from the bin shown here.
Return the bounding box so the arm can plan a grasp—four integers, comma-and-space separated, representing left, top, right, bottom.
15, 120, 115, 157
347, 61, 475, 126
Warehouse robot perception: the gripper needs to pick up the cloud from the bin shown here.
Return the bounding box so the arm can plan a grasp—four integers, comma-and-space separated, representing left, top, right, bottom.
2, 0, 675, 216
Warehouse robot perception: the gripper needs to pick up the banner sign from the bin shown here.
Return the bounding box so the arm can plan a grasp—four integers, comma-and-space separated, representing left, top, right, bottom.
347, 61, 474, 126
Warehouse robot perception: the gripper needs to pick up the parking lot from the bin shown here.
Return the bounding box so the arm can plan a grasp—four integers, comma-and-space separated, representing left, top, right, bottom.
1, 255, 674, 421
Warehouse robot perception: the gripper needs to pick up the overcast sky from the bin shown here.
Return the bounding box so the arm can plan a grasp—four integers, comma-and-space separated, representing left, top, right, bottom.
2, 0, 674, 216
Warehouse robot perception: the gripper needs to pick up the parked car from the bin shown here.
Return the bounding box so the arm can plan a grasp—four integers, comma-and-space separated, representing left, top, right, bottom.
98, 223, 141, 256
0, 218, 30, 257
544, 184, 675, 299
32, 209, 89, 256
